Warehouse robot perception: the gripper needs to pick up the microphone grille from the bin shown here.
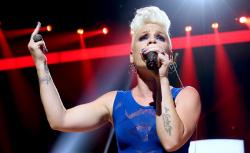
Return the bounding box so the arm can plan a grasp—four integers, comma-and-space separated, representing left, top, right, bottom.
33, 34, 43, 42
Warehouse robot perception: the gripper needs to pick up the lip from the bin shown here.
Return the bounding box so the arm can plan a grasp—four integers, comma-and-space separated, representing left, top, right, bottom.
141, 47, 162, 55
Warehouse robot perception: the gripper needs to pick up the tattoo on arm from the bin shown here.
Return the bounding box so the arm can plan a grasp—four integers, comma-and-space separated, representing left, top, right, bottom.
162, 107, 172, 136
39, 63, 51, 85
39, 76, 51, 85
44, 62, 49, 73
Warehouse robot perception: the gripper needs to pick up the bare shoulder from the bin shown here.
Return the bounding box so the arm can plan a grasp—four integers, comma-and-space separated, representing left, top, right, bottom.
174, 86, 201, 118
98, 90, 117, 101
98, 90, 117, 107
98, 90, 117, 121
175, 86, 200, 105
181, 86, 199, 96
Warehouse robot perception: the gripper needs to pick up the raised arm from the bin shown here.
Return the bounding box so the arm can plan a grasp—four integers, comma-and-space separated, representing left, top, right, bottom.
28, 22, 115, 132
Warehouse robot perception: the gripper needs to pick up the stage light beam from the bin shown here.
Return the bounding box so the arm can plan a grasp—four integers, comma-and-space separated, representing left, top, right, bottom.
180, 27, 199, 90
1, 30, 250, 71
214, 36, 247, 137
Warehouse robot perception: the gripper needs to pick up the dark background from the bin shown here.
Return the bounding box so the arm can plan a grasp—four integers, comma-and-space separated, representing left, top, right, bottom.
0, 0, 250, 153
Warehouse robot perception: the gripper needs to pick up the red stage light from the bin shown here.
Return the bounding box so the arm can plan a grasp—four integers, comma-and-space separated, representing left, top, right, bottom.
185, 26, 192, 32
102, 27, 108, 35
47, 25, 52, 32
239, 16, 247, 24
212, 22, 219, 29
77, 28, 84, 35
1, 30, 250, 71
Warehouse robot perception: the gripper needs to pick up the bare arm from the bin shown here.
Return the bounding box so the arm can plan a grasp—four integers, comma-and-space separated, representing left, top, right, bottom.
156, 78, 201, 152
153, 51, 201, 152
28, 22, 115, 132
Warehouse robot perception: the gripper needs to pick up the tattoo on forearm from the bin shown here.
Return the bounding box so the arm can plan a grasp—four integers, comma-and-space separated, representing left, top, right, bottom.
39, 62, 51, 84
39, 76, 51, 85
162, 107, 172, 136
44, 62, 49, 73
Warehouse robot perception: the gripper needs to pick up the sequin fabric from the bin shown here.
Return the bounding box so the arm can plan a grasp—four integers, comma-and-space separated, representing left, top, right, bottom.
112, 88, 190, 153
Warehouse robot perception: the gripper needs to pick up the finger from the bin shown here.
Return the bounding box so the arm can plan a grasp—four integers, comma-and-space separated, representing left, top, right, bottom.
35, 41, 45, 46
39, 40, 48, 53
31, 22, 41, 37
158, 53, 166, 61
158, 51, 168, 58
158, 52, 171, 64
42, 44, 48, 53
168, 50, 173, 60
32, 41, 47, 51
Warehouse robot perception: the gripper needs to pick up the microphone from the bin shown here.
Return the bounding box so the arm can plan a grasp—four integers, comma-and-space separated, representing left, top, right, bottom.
33, 34, 43, 42
32, 34, 48, 52
143, 51, 158, 70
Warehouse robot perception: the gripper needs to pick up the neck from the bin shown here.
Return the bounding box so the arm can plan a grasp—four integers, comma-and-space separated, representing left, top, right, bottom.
132, 71, 161, 100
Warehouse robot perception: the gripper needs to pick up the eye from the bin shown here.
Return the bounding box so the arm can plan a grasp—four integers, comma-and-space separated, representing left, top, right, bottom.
138, 34, 148, 41
156, 34, 165, 42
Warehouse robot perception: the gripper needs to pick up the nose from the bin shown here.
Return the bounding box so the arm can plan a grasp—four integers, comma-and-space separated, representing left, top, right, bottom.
148, 37, 156, 45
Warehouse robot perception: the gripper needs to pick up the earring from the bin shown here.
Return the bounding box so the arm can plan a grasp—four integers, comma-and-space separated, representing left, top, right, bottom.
169, 62, 177, 73
168, 51, 178, 73
129, 63, 137, 74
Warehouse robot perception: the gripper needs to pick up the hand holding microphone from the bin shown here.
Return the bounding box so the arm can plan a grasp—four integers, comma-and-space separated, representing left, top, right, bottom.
142, 48, 165, 71
28, 22, 48, 63
142, 48, 175, 77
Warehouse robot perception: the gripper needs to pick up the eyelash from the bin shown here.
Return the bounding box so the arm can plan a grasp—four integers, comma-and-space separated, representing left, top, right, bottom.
156, 35, 165, 42
139, 34, 148, 41
138, 34, 166, 42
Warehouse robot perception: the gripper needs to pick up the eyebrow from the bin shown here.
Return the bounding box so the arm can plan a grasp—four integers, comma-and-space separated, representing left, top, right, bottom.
140, 30, 166, 36
141, 31, 149, 34
156, 31, 167, 36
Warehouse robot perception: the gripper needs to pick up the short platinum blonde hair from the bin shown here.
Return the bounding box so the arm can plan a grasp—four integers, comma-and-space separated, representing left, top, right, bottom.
130, 6, 172, 50
130, 6, 171, 35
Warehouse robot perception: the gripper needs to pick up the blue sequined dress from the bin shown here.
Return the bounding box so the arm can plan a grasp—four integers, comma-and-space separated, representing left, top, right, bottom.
112, 87, 190, 153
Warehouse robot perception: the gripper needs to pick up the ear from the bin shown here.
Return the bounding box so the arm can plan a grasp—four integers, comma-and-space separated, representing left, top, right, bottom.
130, 50, 134, 63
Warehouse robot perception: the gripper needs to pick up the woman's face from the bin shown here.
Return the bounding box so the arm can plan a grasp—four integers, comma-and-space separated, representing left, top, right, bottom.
131, 23, 171, 69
